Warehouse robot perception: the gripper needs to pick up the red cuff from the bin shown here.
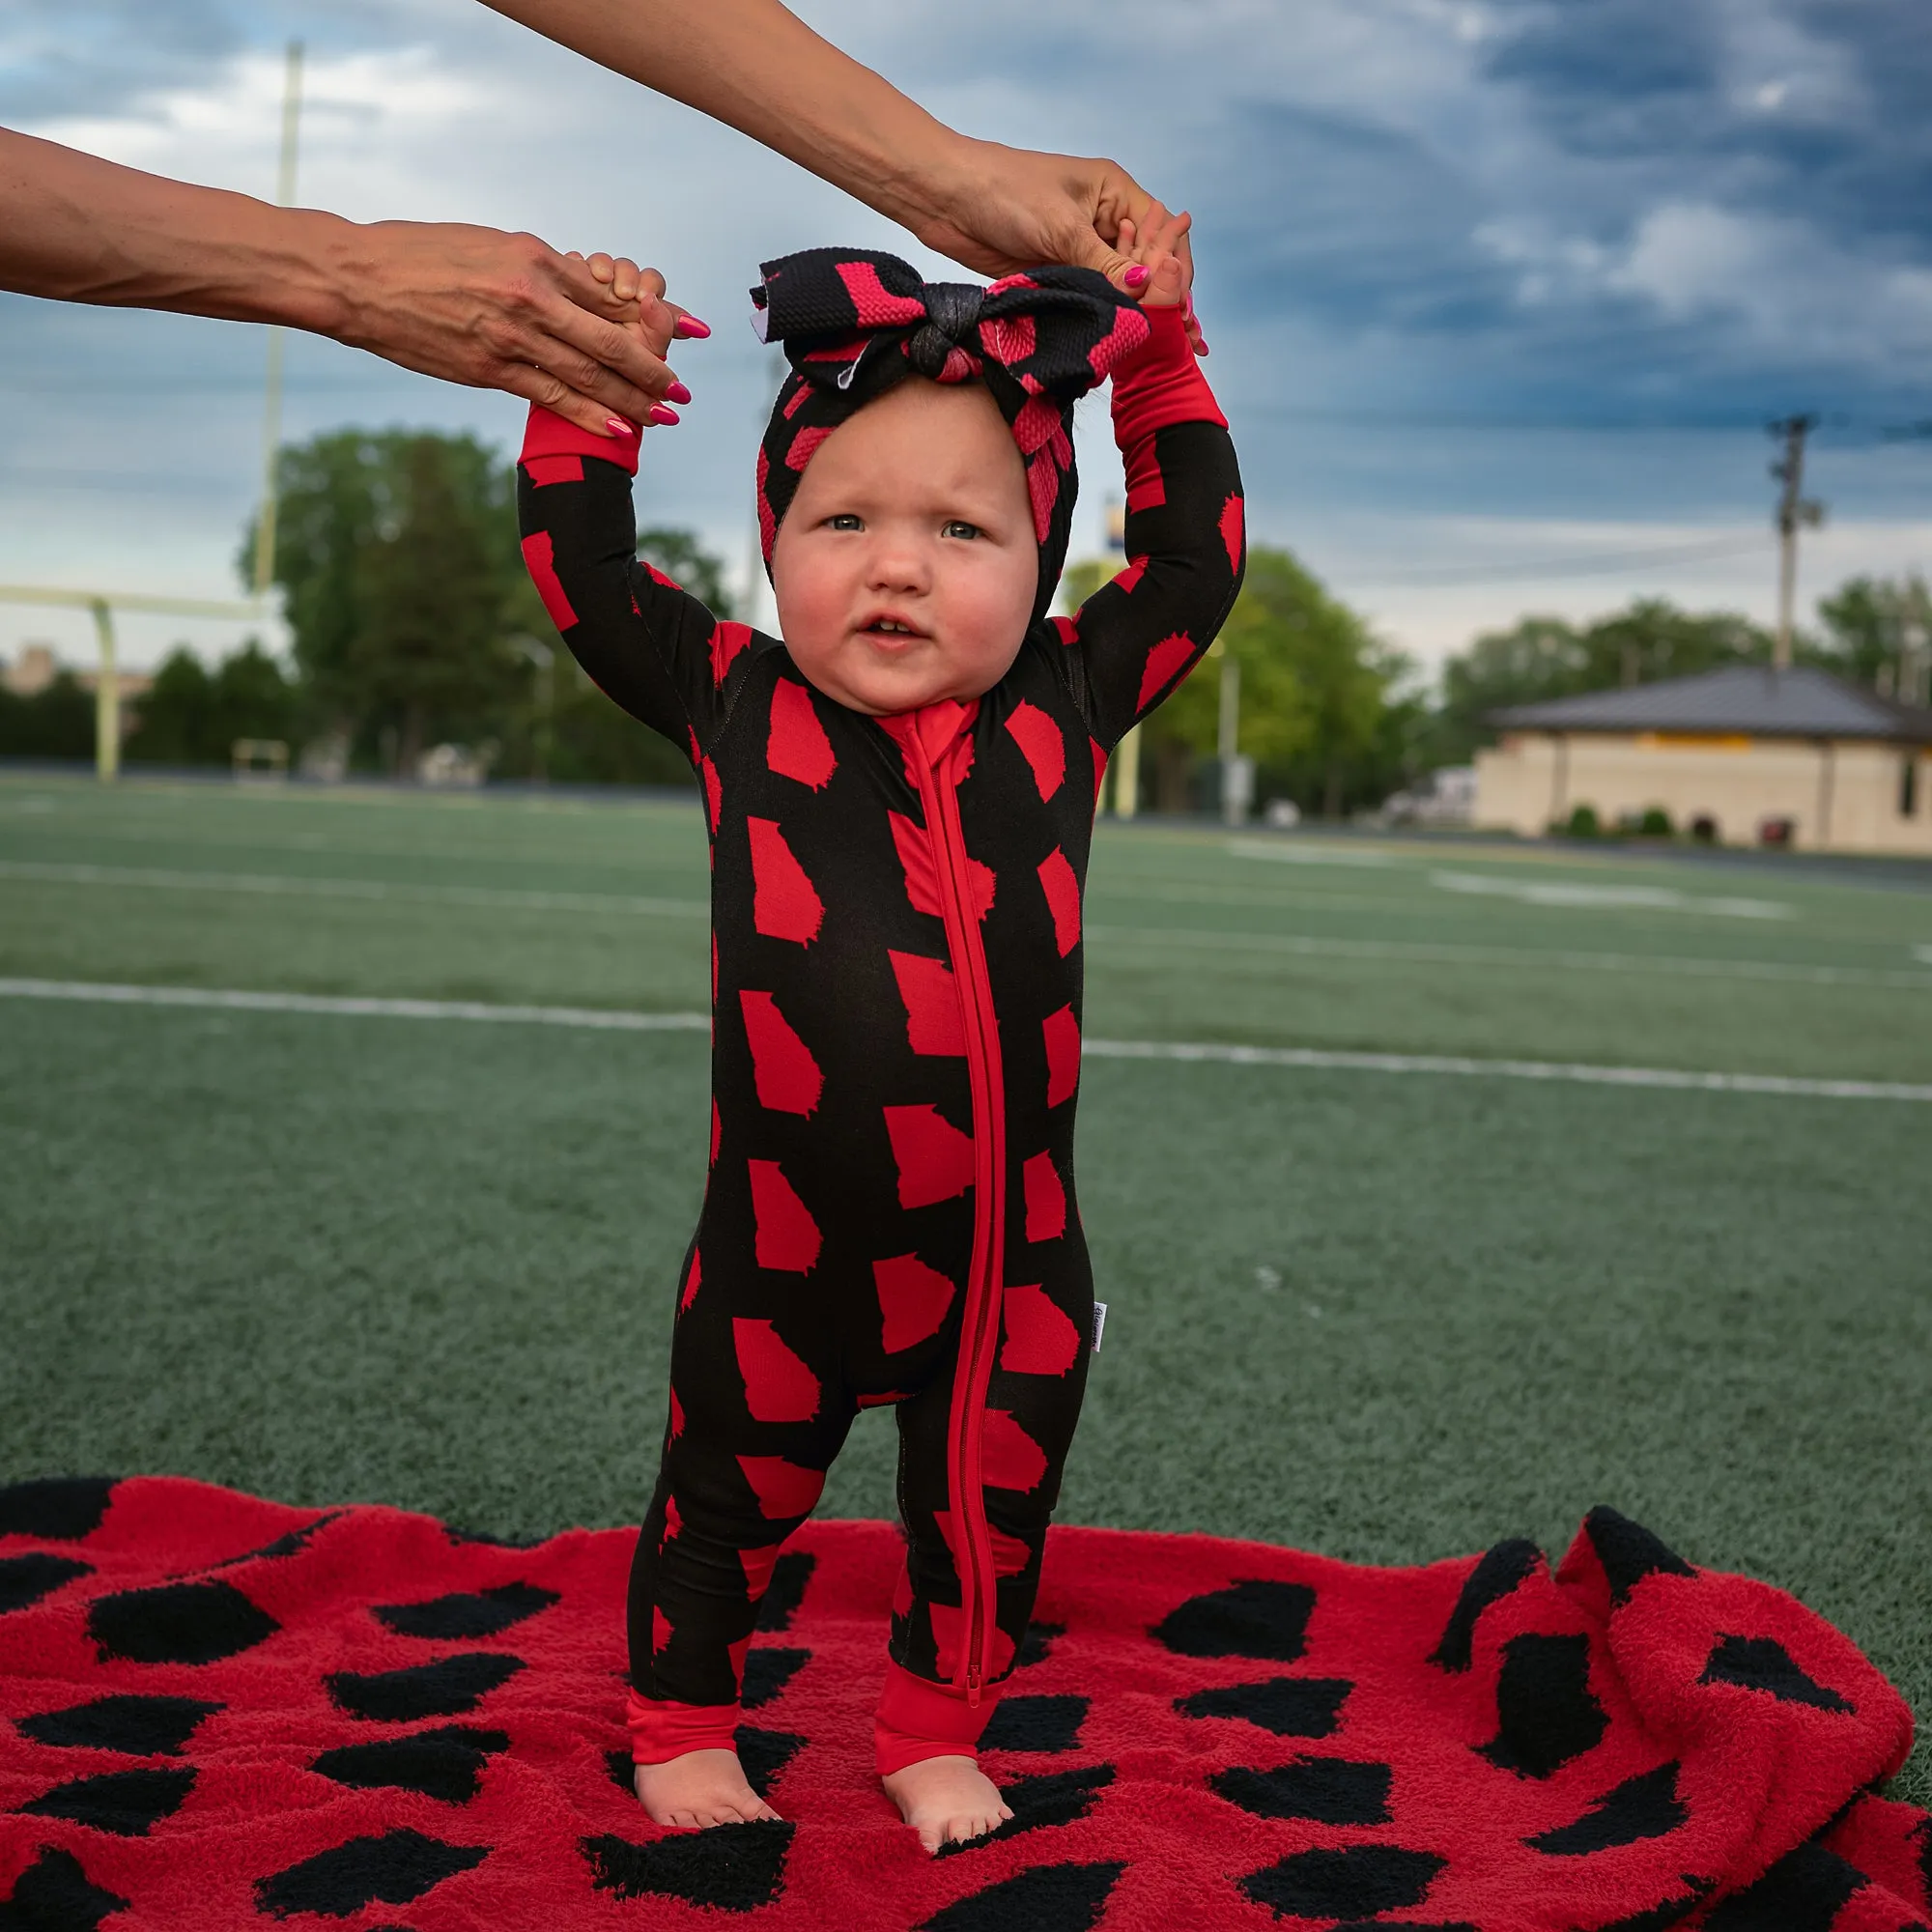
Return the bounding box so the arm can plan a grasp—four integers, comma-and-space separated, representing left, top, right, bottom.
874, 1661, 998, 1776
521, 405, 641, 479
1110, 303, 1227, 450
626, 1690, 741, 1764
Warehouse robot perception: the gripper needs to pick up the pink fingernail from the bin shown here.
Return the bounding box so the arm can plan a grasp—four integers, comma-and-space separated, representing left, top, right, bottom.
1123, 264, 1151, 290
673, 315, 712, 339
605, 416, 633, 437
665, 382, 692, 405
647, 405, 680, 427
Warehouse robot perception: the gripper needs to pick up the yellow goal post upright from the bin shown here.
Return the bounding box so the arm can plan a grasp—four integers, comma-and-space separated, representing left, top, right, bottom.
0, 586, 264, 780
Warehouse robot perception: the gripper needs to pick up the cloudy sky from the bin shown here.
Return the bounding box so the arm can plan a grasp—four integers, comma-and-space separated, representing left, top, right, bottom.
5, 0, 1932, 677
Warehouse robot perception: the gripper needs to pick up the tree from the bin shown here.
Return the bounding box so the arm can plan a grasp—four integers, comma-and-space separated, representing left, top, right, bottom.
515, 525, 732, 788
1431, 617, 1593, 767
1815, 573, 1931, 692
247, 429, 529, 774
349, 436, 524, 773
1430, 598, 1774, 765
126, 641, 295, 766
638, 527, 734, 616
0, 670, 93, 759
1064, 547, 1402, 816
251, 427, 737, 782
1225, 549, 1406, 817
1582, 599, 1768, 688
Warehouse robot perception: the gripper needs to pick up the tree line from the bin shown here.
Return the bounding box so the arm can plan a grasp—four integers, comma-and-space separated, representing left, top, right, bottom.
2, 424, 1918, 814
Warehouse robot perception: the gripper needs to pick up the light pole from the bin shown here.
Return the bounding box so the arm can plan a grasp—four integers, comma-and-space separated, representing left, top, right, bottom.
515, 635, 556, 780
1214, 639, 1251, 825
251, 40, 304, 601
1098, 497, 1143, 819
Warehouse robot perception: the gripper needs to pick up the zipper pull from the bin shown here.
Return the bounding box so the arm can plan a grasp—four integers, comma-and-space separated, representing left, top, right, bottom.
966, 1666, 982, 1709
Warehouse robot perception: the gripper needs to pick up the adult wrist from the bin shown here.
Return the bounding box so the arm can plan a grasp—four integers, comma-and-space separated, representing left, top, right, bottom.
269, 209, 365, 341
882, 127, 986, 250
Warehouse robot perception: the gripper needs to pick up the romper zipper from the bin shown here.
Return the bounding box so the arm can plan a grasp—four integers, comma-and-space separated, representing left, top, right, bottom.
890, 706, 1005, 1709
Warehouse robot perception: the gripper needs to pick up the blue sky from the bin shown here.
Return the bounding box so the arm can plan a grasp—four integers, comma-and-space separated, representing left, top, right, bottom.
5, 0, 1931, 677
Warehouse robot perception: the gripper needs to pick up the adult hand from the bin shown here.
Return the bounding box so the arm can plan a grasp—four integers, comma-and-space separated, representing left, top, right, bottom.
0, 128, 702, 438
320, 223, 706, 436
916, 144, 1205, 353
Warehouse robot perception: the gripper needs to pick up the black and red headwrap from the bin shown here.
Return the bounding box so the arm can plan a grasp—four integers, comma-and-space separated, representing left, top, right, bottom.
752, 248, 1151, 624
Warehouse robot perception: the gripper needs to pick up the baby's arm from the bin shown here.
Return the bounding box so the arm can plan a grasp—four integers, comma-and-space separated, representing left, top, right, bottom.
515, 408, 753, 763
1054, 247, 1243, 748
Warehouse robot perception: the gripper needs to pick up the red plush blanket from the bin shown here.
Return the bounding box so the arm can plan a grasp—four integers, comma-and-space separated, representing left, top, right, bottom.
1, 1477, 1924, 1930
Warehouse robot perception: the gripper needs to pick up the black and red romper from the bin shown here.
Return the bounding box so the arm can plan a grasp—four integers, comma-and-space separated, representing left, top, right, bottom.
516, 299, 1242, 1775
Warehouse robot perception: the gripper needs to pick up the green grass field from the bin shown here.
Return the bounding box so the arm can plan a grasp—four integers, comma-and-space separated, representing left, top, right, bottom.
3, 771, 1928, 1801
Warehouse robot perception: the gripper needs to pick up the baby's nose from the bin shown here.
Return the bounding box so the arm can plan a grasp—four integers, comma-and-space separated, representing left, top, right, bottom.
867, 540, 932, 593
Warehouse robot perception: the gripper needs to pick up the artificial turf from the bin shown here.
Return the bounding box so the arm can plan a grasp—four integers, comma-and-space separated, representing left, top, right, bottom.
2, 772, 1927, 1802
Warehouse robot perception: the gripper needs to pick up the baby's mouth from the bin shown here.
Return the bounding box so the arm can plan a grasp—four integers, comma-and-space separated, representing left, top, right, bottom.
859, 616, 928, 645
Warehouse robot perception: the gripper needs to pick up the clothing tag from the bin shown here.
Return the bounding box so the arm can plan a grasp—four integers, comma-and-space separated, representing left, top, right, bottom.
1092, 1301, 1108, 1353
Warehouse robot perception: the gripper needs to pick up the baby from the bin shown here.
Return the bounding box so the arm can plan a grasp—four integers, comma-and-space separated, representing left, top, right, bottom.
517, 212, 1242, 1852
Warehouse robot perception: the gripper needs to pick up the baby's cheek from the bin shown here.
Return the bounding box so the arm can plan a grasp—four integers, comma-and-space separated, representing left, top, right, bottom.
772, 550, 849, 670
935, 561, 1033, 696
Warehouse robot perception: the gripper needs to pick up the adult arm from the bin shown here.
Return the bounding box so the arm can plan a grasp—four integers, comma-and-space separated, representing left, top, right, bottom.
0, 127, 687, 436
482, 0, 1179, 292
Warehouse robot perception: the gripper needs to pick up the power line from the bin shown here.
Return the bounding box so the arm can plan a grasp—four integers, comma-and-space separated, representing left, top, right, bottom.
1349, 533, 1773, 589
1236, 402, 1905, 440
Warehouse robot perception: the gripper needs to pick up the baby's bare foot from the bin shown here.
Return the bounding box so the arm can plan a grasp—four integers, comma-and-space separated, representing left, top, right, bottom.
882, 1755, 1013, 1854
635, 1748, 781, 1829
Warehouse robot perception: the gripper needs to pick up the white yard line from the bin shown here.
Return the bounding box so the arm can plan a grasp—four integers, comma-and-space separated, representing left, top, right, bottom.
3, 978, 1928, 1102
0, 859, 707, 921
1429, 869, 1792, 921
0, 980, 709, 1032
1080, 1037, 1932, 1101
1086, 923, 1932, 990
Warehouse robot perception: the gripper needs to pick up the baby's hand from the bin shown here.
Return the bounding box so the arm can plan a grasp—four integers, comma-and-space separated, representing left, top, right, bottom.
566, 251, 709, 425
1115, 203, 1204, 352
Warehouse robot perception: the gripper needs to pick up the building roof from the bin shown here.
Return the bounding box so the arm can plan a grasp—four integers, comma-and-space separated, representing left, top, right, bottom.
1491, 665, 1932, 744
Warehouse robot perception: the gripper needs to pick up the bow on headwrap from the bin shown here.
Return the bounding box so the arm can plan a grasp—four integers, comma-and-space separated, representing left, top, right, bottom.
751, 247, 1151, 623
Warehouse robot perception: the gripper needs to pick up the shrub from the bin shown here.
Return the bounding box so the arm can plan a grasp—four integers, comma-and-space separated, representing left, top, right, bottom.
0, 671, 95, 759
1638, 806, 1673, 838
1564, 802, 1601, 838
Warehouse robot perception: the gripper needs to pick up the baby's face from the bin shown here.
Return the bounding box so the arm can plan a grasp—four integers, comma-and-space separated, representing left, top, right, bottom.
772, 379, 1037, 717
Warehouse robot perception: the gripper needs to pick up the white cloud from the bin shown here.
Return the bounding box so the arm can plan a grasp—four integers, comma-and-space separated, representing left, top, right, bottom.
1475, 199, 1932, 373
5, 0, 1932, 678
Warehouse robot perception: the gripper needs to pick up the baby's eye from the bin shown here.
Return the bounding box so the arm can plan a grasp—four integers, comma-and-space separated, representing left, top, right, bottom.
941, 520, 982, 540
824, 513, 864, 531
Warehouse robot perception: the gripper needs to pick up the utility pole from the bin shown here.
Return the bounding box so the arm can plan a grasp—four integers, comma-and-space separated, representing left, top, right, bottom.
251, 41, 304, 599
1767, 413, 1824, 671
1213, 639, 1250, 824
1097, 497, 1143, 818
1902, 618, 1929, 710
